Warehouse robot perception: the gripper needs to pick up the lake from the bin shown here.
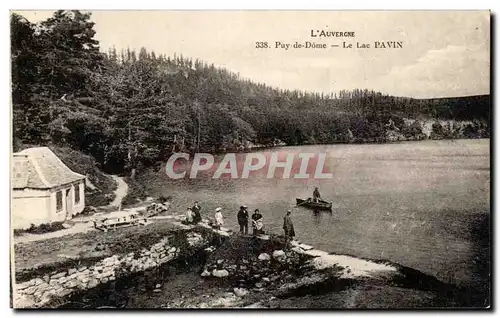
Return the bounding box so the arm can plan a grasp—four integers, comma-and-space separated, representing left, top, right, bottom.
140, 139, 490, 290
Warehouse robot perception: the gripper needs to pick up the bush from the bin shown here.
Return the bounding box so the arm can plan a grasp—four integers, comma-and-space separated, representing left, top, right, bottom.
14, 222, 65, 236
121, 177, 148, 207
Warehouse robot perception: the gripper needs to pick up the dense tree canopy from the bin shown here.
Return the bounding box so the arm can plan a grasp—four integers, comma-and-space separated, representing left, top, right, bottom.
11, 11, 490, 175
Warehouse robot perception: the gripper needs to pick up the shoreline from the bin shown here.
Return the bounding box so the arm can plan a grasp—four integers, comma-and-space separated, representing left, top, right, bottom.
187, 137, 490, 156
12, 214, 488, 308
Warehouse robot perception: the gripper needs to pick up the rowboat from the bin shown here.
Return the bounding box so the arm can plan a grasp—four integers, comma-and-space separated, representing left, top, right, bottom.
296, 198, 333, 211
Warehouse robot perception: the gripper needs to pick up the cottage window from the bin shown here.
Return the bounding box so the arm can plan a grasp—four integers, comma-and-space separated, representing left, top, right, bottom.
75, 184, 80, 204
56, 191, 63, 212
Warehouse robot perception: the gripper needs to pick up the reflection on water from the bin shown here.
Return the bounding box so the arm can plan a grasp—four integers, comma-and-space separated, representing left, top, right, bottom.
140, 139, 490, 288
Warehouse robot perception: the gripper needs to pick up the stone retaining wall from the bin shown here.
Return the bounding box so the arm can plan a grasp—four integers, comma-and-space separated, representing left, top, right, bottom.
13, 231, 208, 308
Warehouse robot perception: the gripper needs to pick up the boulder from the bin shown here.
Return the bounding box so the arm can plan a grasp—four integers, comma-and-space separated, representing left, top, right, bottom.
258, 253, 270, 261
272, 250, 286, 259
212, 269, 229, 278
233, 287, 249, 297
201, 269, 211, 277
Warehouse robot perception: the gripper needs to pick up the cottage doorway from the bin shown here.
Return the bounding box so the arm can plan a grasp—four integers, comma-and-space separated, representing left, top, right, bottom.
65, 188, 73, 220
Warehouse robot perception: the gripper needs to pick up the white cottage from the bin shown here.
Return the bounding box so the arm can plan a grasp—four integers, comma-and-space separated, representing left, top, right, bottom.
12, 147, 86, 230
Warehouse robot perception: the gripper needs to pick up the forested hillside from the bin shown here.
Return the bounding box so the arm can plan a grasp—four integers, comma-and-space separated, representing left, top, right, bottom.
11, 11, 490, 176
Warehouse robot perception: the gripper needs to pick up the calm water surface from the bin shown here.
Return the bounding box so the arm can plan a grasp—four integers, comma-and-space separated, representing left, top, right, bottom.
142, 139, 490, 288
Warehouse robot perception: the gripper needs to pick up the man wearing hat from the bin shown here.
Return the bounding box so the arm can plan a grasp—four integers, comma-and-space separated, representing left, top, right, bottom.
237, 206, 249, 234
214, 207, 224, 230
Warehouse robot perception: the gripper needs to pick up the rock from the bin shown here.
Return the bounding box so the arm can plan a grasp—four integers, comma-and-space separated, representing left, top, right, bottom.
32, 278, 44, 286
87, 278, 99, 289
212, 269, 229, 278
78, 275, 90, 283
258, 253, 270, 261
23, 285, 39, 296
59, 288, 72, 297
272, 250, 286, 259
153, 288, 162, 293
233, 287, 249, 297
40, 291, 53, 304
201, 269, 211, 277
168, 247, 177, 253
58, 276, 69, 284
64, 280, 78, 288
298, 243, 314, 251
155, 284, 162, 289
255, 282, 263, 288
16, 281, 33, 291
291, 247, 304, 254
68, 268, 78, 275
13, 294, 37, 308
217, 259, 224, 264
50, 272, 66, 280
240, 265, 247, 270
262, 277, 270, 282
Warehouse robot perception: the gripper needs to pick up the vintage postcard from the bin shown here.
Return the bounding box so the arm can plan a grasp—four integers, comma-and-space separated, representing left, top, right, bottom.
10, 10, 490, 309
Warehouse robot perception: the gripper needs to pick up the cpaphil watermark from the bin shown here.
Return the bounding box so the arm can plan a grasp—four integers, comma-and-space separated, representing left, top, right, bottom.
165, 152, 333, 179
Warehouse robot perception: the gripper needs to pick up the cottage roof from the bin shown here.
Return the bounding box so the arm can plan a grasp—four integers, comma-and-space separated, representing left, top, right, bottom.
12, 147, 85, 189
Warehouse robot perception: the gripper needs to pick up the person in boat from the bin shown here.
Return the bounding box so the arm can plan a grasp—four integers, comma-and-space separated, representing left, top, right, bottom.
251, 209, 263, 236
283, 210, 295, 248
237, 205, 249, 235
192, 201, 202, 224
214, 207, 224, 230
185, 207, 194, 224
313, 187, 321, 203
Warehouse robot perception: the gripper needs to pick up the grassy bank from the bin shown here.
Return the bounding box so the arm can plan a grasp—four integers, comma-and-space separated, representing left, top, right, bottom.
13, 219, 186, 282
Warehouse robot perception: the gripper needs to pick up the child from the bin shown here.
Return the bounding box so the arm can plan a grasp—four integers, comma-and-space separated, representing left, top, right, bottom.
185, 207, 193, 224
214, 207, 224, 230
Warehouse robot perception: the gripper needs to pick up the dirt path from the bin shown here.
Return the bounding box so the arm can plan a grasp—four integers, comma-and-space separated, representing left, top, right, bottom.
109, 175, 129, 209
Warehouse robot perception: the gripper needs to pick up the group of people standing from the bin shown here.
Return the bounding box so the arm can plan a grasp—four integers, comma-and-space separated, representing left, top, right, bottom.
184, 201, 202, 225
236, 205, 264, 236
184, 202, 295, 241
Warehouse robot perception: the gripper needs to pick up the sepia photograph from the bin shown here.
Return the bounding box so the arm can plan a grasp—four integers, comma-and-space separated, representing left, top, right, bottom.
9, 10, 490, 309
